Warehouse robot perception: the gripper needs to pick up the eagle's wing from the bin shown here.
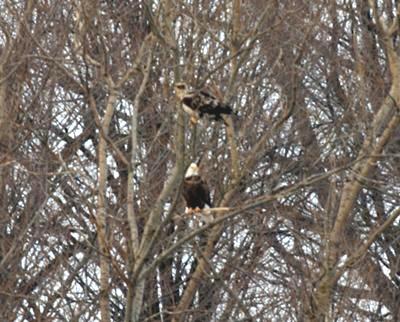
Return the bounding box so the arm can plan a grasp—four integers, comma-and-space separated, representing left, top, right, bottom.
199, 89, 217, 100
199, 90, 220, 108
182, 91, 204, 111
182, 180, 193, 204
200, 179, 212, 207
181, 88, 233, 124
198, 89, 233, 118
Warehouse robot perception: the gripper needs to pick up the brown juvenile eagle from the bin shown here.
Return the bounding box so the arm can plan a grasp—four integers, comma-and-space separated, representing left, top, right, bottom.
183, 162, 212, 214
175, 82, 234, 125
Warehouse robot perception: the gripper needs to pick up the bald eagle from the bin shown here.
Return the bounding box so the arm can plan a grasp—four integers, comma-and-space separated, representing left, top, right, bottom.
183, 162, 212, 214
175, 82, 234, 125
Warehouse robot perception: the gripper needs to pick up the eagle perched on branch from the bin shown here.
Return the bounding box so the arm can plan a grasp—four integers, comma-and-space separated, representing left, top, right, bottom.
175, 82, 234, 125
183, 162, 212, 214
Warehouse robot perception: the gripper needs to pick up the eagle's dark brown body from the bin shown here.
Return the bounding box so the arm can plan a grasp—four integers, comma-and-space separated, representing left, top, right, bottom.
183, 175, 212, 210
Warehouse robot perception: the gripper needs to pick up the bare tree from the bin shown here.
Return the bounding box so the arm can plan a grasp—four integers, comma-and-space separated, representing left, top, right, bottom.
1, 0, 400, 321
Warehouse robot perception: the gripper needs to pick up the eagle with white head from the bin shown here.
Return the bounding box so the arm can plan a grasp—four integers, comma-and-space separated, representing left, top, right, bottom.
183, 162, 212, 214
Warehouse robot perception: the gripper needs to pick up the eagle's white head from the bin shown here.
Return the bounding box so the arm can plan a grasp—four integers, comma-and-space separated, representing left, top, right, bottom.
185, 162, 199, 178
174, 82, 188, 100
